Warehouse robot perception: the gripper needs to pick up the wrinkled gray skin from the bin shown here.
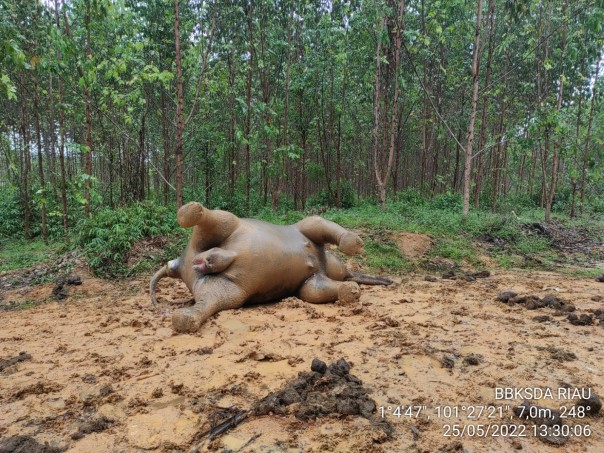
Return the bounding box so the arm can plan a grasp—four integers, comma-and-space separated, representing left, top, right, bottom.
150, 202, 392, 333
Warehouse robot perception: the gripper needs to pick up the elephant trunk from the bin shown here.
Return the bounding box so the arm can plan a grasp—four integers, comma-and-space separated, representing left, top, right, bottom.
149, 265, 169, 307
348, 271, 393, 286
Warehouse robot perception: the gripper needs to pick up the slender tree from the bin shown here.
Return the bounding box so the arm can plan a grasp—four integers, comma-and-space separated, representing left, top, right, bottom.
462, 0, 483, 217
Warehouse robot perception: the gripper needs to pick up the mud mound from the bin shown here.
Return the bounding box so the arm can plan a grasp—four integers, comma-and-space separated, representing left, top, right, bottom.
126, 236, 170, 267
254, 358, 392, 436
0, 436, 65, 453
392, 232, 433, 258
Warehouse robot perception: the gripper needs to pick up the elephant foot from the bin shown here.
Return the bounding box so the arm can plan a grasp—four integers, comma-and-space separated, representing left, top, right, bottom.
339, 232, 364, 255
177, 202, 204, 228
338, 281, 360, 305
172, 306, 204, 333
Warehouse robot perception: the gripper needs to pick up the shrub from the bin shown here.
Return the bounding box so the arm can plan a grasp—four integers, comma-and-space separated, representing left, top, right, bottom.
429, 191, 462, 211
75, 202, 178, 277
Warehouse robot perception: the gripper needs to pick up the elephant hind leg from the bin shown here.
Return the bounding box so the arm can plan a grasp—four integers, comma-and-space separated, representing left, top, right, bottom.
295, 216, 363, 255
325, 252, 352, 281
298, 274, 360, 305
172, 277, 247, 333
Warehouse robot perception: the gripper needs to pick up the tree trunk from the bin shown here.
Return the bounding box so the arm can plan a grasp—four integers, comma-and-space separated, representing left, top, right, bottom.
33, 2, 47, 241
491, 49, 509, 211
244, 0, 254, 216
544, 2, 567, 222
48, 73, 58, 200
83, 0, 93, 217
19, 78, 31, 240
174, 0, 184, 208
473, 0, 495, 208
139, 111, 146, 201
55, 0, 69, 237
462, 0, 483, 217
160, 90, 171, 205
373, 0, 405, 209
579, 54, 600, 215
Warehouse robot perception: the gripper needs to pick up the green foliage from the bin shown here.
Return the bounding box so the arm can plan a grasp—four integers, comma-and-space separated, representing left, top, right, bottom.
0, 188, 23, 240
306, 180, 357, 209
429, 191, 462, 211
75, 202, 178, 277
0, 239, 61, 273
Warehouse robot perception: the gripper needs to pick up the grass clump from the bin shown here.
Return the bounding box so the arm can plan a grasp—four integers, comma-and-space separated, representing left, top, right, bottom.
362, 238, 411, 273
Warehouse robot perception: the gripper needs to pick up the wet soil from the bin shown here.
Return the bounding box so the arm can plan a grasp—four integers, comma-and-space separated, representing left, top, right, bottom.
1, 269, 604, 452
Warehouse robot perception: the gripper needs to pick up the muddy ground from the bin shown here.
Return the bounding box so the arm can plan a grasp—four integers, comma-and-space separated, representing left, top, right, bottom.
1, 237, 604, 452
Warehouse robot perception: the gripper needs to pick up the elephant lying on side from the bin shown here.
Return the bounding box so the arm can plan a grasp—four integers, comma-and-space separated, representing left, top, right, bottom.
150, 202, 392, 333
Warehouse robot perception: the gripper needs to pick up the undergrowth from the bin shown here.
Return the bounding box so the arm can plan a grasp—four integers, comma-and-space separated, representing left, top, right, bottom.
74, 202, 179, 277
3, 191, 601, 278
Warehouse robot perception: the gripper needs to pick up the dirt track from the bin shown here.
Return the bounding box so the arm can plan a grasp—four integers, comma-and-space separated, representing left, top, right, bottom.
1, 269, 603, 452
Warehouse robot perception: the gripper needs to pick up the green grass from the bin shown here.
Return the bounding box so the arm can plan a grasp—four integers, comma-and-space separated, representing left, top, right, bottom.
429, 237, 478, 263
13, 300, 40, 310
362, 239, 411, 272
0, 240, 63, 273
559, 267, 604, 279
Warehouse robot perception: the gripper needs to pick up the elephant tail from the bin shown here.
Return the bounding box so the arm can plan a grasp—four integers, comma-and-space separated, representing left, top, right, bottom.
347, 272, 393, 286
149, 265, 169, 307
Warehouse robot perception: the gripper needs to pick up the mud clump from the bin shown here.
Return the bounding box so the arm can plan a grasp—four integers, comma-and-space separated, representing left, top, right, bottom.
254, 358, 392, 437
463, 354, 483, 366
542, 294, 575, 312
496, 291, 517, 302
12, 381, 63, 401
0, 352, 31, 372
442, 270, 490, 281
0, 436, 66, 453
310, 358, 327, 374
441, 354, 456, 369
438, 441, 465, 452
567, 313, 594, 326
71, 415, 114, 440
576, 392, 602, 416
533, 315, 552, 323
546, 346, 577, 362
52, 275, 83, 300
495, 292, 577, 313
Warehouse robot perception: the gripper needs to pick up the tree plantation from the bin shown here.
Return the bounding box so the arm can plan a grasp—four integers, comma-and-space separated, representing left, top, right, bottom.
0, 0, 603, 242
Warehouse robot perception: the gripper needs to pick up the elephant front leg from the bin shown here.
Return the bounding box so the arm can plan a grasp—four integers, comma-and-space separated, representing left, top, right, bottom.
298, 274, 360, 305
295, 216, 363, 255
172, 277, 248, 333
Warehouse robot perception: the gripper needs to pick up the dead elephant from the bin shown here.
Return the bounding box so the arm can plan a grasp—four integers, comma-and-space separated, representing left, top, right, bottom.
150, 202, 392, 333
